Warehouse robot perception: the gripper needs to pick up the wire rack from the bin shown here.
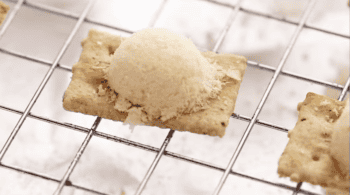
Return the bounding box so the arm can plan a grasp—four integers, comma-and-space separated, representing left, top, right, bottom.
0, 0, 349, 194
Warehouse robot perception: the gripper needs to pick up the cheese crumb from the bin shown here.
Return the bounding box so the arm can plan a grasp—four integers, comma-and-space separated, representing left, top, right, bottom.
320, 100, 330, 106
123, 107, 145, 132
114, 95, 132, 112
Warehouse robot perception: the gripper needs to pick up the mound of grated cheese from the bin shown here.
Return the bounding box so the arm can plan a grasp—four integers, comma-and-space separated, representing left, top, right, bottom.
107, 28, 239, 125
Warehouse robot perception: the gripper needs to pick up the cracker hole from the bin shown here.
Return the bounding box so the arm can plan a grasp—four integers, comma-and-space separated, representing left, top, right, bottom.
221, 122, 226, 126
301, 118, 306, 121
321, 132, 330, 138
312, 155, 320, 161
108, 46, 116, 55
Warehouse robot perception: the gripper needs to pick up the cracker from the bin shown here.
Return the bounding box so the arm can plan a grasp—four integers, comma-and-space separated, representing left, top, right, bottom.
0, 1, 9, 26
278, 92, 348, 191
62, 29, 247, 137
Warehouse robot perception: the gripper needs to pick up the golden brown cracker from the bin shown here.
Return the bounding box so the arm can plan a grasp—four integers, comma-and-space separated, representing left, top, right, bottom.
278, 92, 348, 190
63, 29, 247, 137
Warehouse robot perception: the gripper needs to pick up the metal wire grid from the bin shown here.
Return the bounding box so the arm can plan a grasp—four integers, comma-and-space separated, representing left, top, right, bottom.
0, 0, 349, 194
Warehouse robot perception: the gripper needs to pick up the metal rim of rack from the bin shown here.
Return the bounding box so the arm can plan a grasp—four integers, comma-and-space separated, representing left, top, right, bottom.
0, 0, 349, 195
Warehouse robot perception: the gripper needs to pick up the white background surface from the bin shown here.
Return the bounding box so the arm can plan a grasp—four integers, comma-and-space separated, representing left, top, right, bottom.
0, 0, 349, 195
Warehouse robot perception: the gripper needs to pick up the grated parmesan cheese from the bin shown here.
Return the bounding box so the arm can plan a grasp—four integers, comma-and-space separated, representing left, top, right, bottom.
107, 28, 240, 123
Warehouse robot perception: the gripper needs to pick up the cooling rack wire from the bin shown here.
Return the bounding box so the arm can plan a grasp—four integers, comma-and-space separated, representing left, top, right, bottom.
0, 0, 349, 194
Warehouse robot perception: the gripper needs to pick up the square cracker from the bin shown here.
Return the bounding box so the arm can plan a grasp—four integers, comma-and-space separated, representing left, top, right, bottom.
0, 1, 9, 26
62, 29, 247, 137
278, 92, 349, 191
